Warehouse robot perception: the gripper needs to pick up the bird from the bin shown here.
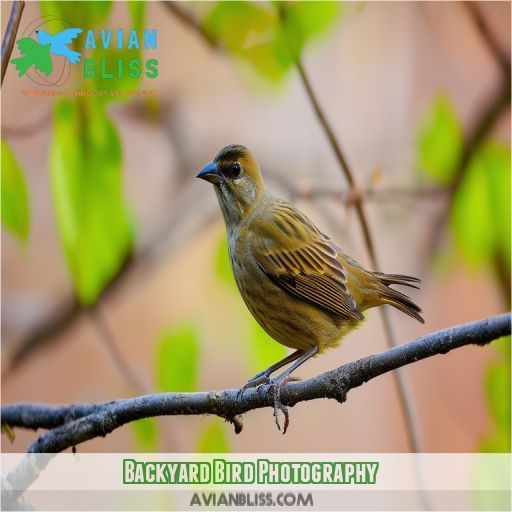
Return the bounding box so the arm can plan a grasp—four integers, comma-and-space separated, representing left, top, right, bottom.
35, 28, 83, 64
197, 144, 424, 433
11, 38, 53, 77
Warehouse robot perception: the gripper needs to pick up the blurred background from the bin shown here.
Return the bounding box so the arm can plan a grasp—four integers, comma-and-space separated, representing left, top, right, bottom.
1, 1, 510, 453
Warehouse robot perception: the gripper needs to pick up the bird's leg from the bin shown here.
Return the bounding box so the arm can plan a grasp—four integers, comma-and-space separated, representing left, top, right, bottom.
268, 346, 319, 434
237, 350, 303, 402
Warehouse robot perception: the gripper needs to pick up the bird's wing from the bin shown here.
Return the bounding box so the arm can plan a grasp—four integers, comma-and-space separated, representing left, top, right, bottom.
16, 38, 41, 57
251, 200, 363, 320
32, 48, 53, 76
55, 28, 83, 44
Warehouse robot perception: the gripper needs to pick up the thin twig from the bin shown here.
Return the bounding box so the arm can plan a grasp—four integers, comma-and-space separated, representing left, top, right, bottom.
2, 314, 509, 453
1, 0, 25, 85
88, 307, 147, 394
295, 60, 379, 265
464, 1, 510, 78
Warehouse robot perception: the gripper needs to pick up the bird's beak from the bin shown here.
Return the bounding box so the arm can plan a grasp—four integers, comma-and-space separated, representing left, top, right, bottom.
196, 162, 220, 184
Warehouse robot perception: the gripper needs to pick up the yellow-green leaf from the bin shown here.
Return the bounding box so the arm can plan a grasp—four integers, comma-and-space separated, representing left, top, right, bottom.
1, 141, 30, 240
281, 1, 341, 59
40, 1, 112, 27
196, 419, 229, 453
203, 1, 340, 84
155, 323, 200, 392
419, 94, 463, 183
250, 318, 286, 374
131, 417, 159, 451
50, 98, 133, 305
451, 143, 510, 269
215, 235, 236, 287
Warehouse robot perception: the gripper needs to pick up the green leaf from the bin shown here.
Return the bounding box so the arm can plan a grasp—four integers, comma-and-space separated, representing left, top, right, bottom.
196, 419, 229, 453
40, 1, 112, 27
215, 235, 236, 287
249, 318, 286, 374
481, 144, 511, 266
155, 323, 200, 392
50, 98, 133, 305
131, 418, 159, 451
418, 94, 463, 183
451, 143, 511, 269
1, 140, 30, 240
479, 336, 511, 454
281, 1, 341, 59
128, 1, 146, 35
203, 1, 340, 83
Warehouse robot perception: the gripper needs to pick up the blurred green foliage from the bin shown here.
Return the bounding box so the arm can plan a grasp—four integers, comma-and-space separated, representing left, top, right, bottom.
418, 94, 511, 454
196, 419, 229, 453
1, 140, 30, 240
50, 97, 133, 305
215, 236, 236, 286
419, 94, 463, 184
40, 1, 112, 27
479, 337, 511, 452
131, 417, 159, 451
452, 143, 511, 271
203, 1, 340, 83
250, 319, 286, 374
155, 323, 200, 392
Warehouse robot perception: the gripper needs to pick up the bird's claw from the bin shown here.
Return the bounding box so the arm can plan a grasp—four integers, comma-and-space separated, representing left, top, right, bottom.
236, 374, 271, 403
268, 375, 300, 434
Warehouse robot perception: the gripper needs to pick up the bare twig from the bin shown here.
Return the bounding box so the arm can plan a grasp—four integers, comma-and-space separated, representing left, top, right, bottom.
162, 1, 216, 48
2, 314, 510, 453
464, 1, 510, 78
88, 307, 147, 394
1, 0, 25, 85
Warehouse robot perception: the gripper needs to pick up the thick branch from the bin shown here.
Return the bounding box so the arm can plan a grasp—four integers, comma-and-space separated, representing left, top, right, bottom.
2, 314, 509, 453
1, 0, 25, 85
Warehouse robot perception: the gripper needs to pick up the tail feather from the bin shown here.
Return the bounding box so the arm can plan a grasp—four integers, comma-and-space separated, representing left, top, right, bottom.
372, 271, 421, 289
373, 271, 424, 323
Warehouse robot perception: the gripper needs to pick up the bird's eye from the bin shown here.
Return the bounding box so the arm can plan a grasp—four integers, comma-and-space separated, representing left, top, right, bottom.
231, 162, 242, 179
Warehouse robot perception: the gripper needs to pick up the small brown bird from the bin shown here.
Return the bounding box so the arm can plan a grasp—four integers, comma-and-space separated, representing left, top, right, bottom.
197, 144, 423, 432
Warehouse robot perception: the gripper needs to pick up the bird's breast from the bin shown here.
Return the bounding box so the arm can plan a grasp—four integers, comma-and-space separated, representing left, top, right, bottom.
226, 237, 357, 352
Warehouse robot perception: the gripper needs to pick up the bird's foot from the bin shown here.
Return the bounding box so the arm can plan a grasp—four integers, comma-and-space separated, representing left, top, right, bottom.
236, 372, 271, 403
268, 375, 301, 434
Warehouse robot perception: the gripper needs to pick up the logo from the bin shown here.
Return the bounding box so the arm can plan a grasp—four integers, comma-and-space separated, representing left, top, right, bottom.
11, 16, 159, 88
12, 16, 82, 86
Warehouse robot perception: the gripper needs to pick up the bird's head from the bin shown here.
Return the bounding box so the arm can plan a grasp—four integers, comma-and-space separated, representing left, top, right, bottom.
197, 144, 265, 227
35, 30, 51, 45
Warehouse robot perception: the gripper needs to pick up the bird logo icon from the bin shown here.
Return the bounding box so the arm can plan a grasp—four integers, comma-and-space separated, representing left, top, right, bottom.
12, 27, 82, 77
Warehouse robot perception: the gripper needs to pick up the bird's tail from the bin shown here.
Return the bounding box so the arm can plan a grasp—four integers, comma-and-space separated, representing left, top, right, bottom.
372, 271, 424, 323
11, 57, 31, 76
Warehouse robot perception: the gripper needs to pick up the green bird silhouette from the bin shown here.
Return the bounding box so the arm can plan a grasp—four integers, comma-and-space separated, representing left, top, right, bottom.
11, 38, 53, 77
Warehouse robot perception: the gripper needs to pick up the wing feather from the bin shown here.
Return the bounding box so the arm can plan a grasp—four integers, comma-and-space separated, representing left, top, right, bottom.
252, 200, 363, 320
55, 28, 83, 45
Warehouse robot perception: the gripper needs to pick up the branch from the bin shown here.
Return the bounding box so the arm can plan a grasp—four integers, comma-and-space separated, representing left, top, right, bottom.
1, 0, 25, 85
2, 314, 509, 453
